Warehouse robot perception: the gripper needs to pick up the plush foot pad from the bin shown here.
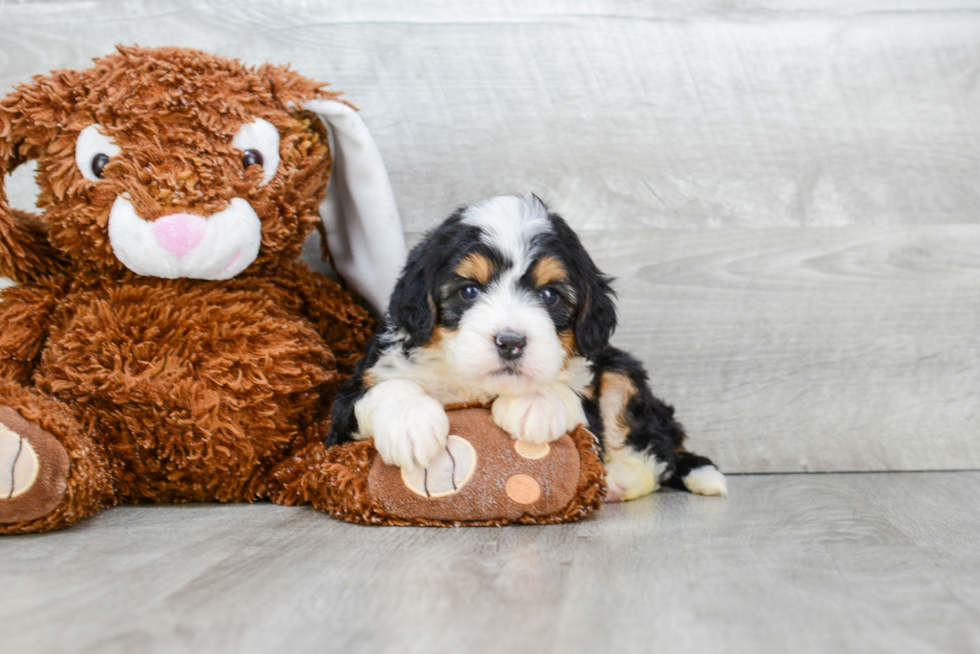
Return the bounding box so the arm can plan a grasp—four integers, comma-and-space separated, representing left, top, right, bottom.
0, 407, 70, 524
400, 435, 477, 499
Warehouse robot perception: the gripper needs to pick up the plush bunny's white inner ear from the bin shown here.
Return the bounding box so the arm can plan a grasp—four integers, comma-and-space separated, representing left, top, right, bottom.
302, 99, 406, 316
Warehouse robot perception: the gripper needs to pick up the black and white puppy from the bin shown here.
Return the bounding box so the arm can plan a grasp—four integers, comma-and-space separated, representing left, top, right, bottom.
328, 195, 726, 501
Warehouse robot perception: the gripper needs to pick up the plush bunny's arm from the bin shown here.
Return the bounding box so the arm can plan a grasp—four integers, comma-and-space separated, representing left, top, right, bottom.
276, 262, 373, 377
303, 99, 406, 316
0, 278, 65, 385
0, 200, 65, 285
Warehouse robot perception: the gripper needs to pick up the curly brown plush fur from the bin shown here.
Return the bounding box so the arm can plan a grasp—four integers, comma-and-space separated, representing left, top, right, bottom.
0, 46, 373, 533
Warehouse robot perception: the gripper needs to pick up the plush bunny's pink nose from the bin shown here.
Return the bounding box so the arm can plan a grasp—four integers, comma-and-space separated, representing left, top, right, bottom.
153, 213, 207, 259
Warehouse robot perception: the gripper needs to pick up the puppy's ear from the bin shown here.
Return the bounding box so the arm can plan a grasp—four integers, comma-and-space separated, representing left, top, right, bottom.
574, 269, 617, 360
544, 205, 617, 360
302, 99, 407, 316
387, 251, 436, 350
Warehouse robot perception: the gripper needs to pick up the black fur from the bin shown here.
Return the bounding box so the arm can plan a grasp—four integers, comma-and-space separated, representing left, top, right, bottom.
537, 211, 617, 360
589, 346, 710, 487
326, 336, 385, 446
387, 209, 475, 351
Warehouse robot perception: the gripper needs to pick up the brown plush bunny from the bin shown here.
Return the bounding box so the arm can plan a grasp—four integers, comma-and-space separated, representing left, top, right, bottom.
0, 46, 407, 533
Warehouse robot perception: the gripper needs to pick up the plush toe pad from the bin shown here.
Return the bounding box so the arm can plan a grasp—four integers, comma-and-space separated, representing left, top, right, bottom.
0, 407, 70, 524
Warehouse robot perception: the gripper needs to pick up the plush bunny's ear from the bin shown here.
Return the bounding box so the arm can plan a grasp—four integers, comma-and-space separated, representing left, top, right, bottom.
1, 88, 68, 284
303, 99, 407, 315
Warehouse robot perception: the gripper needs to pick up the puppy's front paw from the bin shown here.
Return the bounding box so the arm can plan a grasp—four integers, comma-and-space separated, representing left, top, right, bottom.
370, 393, 450, 471
492, 393, 570, 444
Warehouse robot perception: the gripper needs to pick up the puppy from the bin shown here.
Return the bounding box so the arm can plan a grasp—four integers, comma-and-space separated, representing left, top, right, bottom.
328, 195, 726, 500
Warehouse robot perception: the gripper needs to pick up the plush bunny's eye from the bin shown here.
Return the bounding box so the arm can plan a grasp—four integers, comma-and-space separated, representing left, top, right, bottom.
91, 154, 110, 179
232, 118, 280, 186
75, 125, 121, 182
241, 149, 264, 170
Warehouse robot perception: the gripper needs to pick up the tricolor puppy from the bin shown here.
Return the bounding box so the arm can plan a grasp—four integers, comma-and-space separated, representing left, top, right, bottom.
328, 195, 726, 500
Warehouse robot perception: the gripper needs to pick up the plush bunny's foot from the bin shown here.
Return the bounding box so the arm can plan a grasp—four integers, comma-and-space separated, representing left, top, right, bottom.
0, 406, 70, 525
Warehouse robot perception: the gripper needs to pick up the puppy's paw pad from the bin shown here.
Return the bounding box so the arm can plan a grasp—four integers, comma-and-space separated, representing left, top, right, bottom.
492, 394, 568, 445
371, 397, 450, 470
684, 465, 728, 497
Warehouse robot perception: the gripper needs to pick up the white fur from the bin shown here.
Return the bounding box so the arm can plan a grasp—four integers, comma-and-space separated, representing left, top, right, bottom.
683, 465, 729, 497
108, 196, 261, 280
366, 328, 593, 406
604, 449, 667, 502
75, 124, 121, 182
460, 195, 551, 273
231, 118, 281, 186
447, 283, 566, 395
354, 379, 450, 470
366, 334, 496, 406
492, 383, 586, 444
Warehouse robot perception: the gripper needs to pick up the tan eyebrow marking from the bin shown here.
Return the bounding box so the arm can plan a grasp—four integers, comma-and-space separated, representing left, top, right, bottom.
532, 255, 568, 286
454, 252, 494, 285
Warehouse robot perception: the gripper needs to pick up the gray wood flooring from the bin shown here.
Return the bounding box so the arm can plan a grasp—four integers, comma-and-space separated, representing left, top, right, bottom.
2, 472, 978, 654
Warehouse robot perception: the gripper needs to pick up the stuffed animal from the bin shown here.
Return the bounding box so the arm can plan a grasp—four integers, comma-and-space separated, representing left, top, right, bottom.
294, 404, 605, 526
0, 46, 407, 533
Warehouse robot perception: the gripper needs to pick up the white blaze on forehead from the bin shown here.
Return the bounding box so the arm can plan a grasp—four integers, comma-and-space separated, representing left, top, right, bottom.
460, 196, 552, 274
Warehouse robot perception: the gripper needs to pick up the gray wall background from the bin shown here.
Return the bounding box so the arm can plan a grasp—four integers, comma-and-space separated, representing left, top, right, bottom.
1, 0, 978, 473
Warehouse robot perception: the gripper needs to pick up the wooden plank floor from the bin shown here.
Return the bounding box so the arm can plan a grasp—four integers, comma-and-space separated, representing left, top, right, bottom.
2, 472, 978, 654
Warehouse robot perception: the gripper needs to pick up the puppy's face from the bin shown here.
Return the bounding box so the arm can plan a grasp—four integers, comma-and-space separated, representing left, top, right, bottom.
389, 196, 616, 395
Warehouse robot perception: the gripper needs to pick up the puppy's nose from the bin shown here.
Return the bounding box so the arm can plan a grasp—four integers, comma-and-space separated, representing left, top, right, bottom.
495, 331, 527, 360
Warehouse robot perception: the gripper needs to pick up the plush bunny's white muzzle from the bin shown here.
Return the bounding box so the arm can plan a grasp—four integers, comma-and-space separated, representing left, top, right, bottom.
108, 196, 262, 280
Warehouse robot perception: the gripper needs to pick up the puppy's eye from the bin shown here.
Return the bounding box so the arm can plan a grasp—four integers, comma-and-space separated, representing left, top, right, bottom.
460, 284, 481, 301
539, 288, 559, 306
91, 153, 110, 179
241, 149, 264, 170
